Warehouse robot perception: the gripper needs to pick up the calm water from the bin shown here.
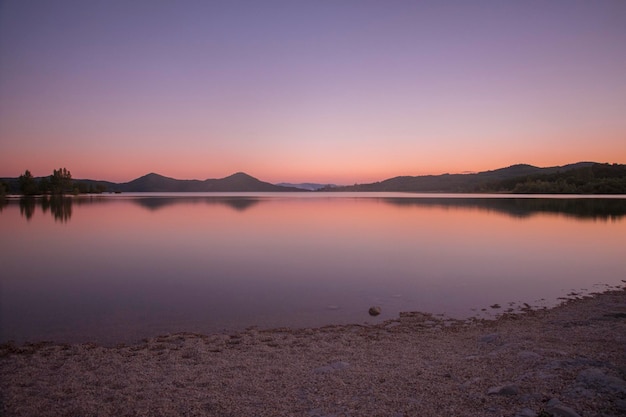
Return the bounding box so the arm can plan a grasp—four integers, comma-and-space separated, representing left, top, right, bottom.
1, 193, 625, 345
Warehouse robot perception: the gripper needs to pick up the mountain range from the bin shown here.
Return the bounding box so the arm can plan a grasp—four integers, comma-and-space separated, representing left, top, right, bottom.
2, 162, 626, 194
277, 182, 337, 191
326, 162, 598, 192
325, 162, 626, 193
111, 172, 303, 192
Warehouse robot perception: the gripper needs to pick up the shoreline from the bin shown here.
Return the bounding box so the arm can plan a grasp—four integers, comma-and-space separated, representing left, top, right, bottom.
2, 288, 625, 416
3, 283, 622, 348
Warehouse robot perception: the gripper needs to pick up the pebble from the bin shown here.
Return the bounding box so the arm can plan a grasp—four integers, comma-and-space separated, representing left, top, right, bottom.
576, 368, 626, 394
368, 306, 381, 316
518, 351, 541, 360
545, 403, 581, 417
487, 384, 520, 396
460, 377, 481, 389
515, 408, 537, 417
545, 398, 561, 407
479, 333, 500, 344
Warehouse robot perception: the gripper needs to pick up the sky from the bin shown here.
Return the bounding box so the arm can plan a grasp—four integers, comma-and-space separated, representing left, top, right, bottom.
1, 0, 625, 184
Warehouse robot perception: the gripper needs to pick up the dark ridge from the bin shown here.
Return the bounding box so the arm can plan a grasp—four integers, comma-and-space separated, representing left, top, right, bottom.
325, 162, 625, 194
114, 172, 303, 192
2, 162, 624, 194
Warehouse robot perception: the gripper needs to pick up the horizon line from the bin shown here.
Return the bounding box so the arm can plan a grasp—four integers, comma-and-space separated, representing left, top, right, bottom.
1, 160, 616, 185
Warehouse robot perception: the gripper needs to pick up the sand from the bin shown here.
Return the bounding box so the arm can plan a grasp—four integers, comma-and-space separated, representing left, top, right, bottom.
1, 289, 625, 417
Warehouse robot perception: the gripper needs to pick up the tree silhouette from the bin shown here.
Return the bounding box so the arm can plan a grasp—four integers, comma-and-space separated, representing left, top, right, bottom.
50, 168, 72, 194
39, 176, 51, 194
18, 170, 39, 195
0, 182, 7, 211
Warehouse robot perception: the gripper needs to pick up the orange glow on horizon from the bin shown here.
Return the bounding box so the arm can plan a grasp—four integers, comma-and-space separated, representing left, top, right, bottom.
1, 130, 625, 185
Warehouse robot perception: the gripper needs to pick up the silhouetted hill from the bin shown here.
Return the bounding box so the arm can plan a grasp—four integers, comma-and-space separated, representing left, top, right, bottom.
1, 176, 117, 194
486, 163, 626, 194
116, 173, 203, 192
114, 172, 302, 192
277, 182, 338, 191
325, 162, 626, 193
1, 172, 307, 193
480, 162, 595, 181
203, 172, 300, 192
3, 162, 624, 194
324, 163, 552, 192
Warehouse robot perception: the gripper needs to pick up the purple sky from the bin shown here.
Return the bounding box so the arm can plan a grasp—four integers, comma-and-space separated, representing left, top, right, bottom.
1, 0, 625, 183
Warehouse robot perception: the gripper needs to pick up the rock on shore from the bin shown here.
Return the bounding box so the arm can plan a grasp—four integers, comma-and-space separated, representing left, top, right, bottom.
1, 289, 625, 416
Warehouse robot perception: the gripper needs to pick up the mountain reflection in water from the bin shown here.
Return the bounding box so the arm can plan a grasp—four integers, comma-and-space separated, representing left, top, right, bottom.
131, 196, 261, 212
8, 194, 626, 223
380, 197, 626, 221
1, 192, 625, 345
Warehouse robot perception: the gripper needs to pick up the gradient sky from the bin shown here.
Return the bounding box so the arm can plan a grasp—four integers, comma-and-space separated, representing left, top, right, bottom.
1, 1, 625, 184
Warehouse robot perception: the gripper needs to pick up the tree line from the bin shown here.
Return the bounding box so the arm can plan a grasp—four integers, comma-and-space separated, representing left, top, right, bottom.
475, 163, 626, 194
14, 168, 107, 195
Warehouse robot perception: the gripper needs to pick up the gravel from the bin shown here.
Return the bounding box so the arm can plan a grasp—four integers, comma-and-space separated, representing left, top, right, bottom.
1, 289, 625, 416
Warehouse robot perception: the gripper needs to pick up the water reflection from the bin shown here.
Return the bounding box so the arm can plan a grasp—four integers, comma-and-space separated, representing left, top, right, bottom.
19, 196, 73, 222
13, 195, 264, 222
12, 194, 626, 223
19, 197, 36, 220
132, 196, 261, 212
382, 197, 626, 221
1, 193, 625, 345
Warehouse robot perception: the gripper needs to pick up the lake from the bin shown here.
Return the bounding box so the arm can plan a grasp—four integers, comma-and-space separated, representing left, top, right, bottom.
1, 193, 625, 345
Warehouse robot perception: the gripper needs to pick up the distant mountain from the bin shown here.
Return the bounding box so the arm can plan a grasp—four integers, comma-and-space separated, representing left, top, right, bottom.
116, 173, 200, 192
3, 162, 625, 194
486, 162, 626, 194
323, 163, 567, 192
276, 182, 338, 191
113, 172, 303, 192
326, 162, 626, 193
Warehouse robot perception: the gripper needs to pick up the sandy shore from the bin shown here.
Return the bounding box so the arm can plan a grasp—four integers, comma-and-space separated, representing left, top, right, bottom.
1, 289, 625, 417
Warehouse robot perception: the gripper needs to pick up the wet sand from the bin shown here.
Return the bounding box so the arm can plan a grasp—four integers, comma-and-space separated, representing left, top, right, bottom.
1, 289, 625, 417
